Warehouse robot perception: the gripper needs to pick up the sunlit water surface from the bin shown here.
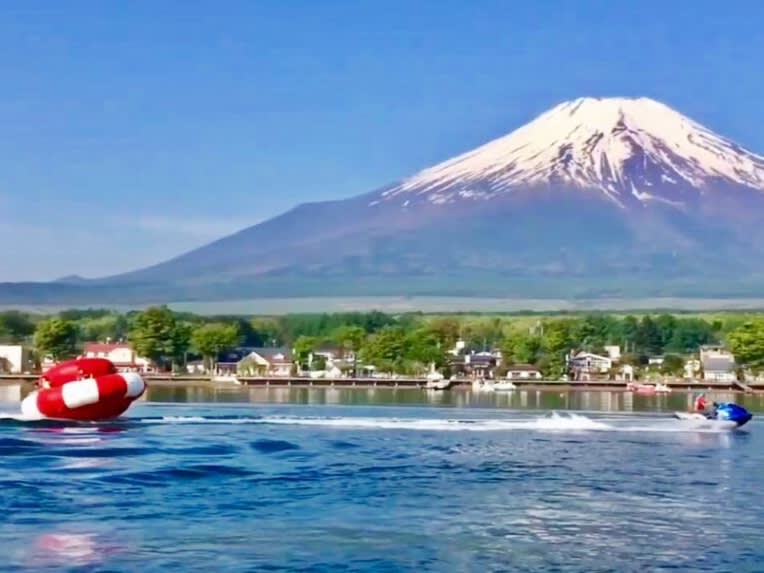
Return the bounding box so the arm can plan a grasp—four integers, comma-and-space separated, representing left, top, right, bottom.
0, 384, 762, 572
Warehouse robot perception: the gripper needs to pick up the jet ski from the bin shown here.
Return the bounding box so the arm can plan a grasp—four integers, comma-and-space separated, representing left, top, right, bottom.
673, 402, 753, 429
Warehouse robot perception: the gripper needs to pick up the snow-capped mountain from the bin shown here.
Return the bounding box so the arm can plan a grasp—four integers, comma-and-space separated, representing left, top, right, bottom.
375, 97, 764, 208
6, 96, 764, 305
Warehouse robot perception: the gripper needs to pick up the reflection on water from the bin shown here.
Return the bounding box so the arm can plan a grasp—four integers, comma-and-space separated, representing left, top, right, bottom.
0, 384, 20, 403
0, 391, 762, 571
3, 381, 764, 413
144, 384, 764, 413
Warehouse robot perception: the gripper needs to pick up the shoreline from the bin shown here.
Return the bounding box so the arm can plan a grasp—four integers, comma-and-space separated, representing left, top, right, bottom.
2, 374, 761, 394
7, 296, 764, 315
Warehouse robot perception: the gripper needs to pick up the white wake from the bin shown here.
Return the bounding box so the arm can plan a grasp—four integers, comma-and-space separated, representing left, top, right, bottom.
152, 411, 746, 434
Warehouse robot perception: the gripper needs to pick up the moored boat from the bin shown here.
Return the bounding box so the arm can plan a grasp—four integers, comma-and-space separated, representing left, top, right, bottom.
424, 371, 451, 390
492, 380, 517, 391
627, 382, 657, 394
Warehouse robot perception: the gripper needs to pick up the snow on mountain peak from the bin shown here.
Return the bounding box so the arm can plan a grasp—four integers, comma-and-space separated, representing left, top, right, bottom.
376, 96, 764, 208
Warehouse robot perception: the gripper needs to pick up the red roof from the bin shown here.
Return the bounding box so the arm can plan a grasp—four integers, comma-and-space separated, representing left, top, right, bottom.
83, 342, 133, 353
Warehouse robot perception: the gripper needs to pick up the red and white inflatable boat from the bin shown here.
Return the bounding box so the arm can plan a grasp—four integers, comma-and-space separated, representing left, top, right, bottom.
21, 358, 146, 421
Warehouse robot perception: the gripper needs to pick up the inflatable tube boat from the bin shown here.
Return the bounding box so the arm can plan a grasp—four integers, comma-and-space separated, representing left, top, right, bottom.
41, 357, 118, 387
23, 358, 147, 421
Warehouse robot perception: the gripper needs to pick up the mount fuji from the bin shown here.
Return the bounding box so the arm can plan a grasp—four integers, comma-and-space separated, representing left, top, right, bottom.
6, 96, 764, 304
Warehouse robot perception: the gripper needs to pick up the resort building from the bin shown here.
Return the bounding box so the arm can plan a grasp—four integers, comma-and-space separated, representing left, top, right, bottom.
81, 341, 153, 373
0, 344, 33, 374
699, 344, 737, 383
504, 364, 543, 380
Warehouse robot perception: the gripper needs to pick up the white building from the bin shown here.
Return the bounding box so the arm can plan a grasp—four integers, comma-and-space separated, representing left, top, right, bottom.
81, 342, 152, 372
0, 345, 32, 374
603, 345, 621, 361
684, 358, 701, 379
504, 365, 543, 380
568, 351, 613, 373
235, 348, 294, 377
448, 339, 467, 356
699, 344, 736, 383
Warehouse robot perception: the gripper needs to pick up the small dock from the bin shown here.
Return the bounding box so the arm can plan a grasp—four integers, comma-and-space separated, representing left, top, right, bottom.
733, 379, 755, 393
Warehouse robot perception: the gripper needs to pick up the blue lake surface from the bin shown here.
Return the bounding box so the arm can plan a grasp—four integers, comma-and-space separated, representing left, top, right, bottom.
0, 396, 763, 572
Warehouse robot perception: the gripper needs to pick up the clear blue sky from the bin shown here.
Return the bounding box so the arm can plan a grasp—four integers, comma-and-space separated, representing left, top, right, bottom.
1, 0, 762, 280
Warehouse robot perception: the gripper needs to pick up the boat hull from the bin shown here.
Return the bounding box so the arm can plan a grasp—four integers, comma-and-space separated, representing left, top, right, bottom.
673, 412, 739, 430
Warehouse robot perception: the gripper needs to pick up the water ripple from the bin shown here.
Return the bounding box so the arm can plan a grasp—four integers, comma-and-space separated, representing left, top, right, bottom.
0, 405, 761, 572
250, 438, 301, 453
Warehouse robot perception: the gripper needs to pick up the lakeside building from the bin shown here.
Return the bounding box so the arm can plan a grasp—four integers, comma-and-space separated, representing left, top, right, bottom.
699, 344, 737, 383
567, 351, 613, 381
235, 348, 294, 377
81, 341, 154, 373
504, 364, 543, 380
0, 345, 33, 374
211, 347, 295, 377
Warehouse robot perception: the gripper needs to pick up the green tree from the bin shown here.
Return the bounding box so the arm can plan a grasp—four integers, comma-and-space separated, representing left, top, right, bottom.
128, 306, 189, 368
424, 317, 462, 349
332, 325, 366, 356
573, 313, 615, 350
78, 314, 129, 343
540, 319, 573, 377
311, 354, 327, 371
360, 325, 408, 373
727, 319, 764, 372
655, 314, 677, 350
0, 311, 36, 343
191, 323, 241, 369
292, 335, 317, 369
665, 318, 716, 353
462, 317, 505, 349
251, 317, 282, 346
232, 318, 263, 346
34, 318, 78, 360
636, 316, 663, 355
660, 353, 685, 375
174, 321, 193, 368
619, 315, 640, 352
405, 328, 446, 369
502, 332, 542, 365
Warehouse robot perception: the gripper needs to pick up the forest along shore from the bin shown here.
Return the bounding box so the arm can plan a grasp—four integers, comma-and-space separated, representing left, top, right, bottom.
5, 307, 764, 392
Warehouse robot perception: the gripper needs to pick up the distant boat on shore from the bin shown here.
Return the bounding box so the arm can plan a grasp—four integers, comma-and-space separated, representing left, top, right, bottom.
424, 371, 451, 390
626, 382, 671, 394
211, 374, 241, 385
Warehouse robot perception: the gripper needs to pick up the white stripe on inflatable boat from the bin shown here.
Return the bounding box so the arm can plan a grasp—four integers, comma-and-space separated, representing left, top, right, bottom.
62, 378, 101, 409
20, 391, 43, 419
123, 372, 146, 398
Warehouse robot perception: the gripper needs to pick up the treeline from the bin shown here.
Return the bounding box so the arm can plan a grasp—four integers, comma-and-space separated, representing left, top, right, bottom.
2, 306, 764, 376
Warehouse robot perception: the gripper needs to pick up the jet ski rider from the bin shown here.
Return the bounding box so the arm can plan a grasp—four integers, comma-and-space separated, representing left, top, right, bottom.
693, 393, 718, 419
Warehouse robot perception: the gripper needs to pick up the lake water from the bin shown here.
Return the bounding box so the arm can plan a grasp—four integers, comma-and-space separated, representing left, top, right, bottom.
1, 384, 762, 572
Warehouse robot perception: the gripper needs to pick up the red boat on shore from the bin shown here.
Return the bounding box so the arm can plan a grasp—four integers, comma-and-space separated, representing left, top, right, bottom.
626, 382, 672, 394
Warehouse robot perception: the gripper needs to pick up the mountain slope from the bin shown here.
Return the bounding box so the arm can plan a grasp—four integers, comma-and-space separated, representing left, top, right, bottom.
378, 97, 764, 208
5, 96, 764, 304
